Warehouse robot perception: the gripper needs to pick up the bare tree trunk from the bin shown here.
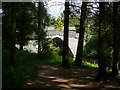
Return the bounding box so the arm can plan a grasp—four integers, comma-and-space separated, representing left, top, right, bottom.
111, 2, 119, 78
19, 30, 24, 50
10, 3, 16, 65
94, 2, 106, 81
74, 2, 87, 66
62, 2, 70, 67
19, 3, 24, 51
19, 40, 24, 50
38, 2, 42, 55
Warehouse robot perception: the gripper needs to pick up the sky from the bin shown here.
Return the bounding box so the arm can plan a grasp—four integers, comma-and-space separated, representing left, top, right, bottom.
46, 0, 99, 18
47, 0, 65, 18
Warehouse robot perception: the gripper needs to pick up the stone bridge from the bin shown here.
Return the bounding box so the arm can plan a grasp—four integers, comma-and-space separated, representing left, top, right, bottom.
45, 27, 79, 58
46, 29, 78, 39
16, 27, 79, 58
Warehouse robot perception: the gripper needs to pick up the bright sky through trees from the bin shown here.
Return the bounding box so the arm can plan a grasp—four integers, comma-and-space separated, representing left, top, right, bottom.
47, 0, 65, 18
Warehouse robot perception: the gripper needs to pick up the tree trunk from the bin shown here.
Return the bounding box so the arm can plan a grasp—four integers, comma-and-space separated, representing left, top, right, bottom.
111, 2, 119, 78
62, 2, 70, 67
19, 3, 24, 51
38, 2, 42, 55
19, 40, 24, 50
74, 2, 87, 66
94, 2, 106, 81
19, 30, 24, 50
10, 3, 16, 65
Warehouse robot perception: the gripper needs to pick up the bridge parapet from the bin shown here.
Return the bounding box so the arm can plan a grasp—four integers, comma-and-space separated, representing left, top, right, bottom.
46, 29, 79, 39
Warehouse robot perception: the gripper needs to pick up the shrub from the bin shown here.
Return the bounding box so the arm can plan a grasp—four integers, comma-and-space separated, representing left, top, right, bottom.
83, 36, 98, 58
2, 49, 38, 88
89, 50, 97, 58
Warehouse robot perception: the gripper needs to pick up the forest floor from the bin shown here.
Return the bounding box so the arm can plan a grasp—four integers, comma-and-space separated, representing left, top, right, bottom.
24, 64, 120, 89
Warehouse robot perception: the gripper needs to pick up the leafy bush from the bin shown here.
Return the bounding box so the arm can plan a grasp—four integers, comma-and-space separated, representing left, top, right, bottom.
89, 50, 97, 58
83, 35, 114, 67
83, 36, 98, 58
54, 16, 63, 30
2, 49, 38, 88
3, 64, 37, 88
83, 61, 98, 70
37, 38, 57, 58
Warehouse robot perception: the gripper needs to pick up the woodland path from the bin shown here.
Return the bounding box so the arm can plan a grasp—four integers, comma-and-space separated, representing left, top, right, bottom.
25, 65, 120, 89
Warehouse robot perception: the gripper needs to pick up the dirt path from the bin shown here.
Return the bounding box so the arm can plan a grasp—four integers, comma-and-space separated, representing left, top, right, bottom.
24, 65, 120, 89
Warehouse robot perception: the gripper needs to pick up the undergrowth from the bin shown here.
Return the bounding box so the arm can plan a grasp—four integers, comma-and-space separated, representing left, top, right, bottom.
3, 49, 98, 88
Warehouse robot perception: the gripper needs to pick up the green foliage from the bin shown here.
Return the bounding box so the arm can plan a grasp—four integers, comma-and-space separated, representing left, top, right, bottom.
81, 12, 99, 59
3, 45, 100, 88
2, 2, 50, 51
37, 2, 51, 55
89, 50, 97, 58
83, 36, 98, 58
49, 40, 61, 55
17, 3, 36, 47
3, 64, 37, 88
3, 48, 74, 88
83, 61, 98, 70
60, 13, 80, 27
38, 39, 55, 58
83, 3, 117, 68
69, 15, 80, 26
37, 2, 49, 28
54, 16, 64, 30
2, 2, 36, 48
2, 49, 38, 88
83, 34, 113, 67
47, 16, 56, 26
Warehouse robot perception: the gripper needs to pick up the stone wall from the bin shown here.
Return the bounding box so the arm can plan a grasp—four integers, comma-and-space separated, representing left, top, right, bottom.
46, 29, 79, 39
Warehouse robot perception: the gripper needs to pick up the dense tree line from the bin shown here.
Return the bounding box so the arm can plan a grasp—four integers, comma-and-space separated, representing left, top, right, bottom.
2, 2, 50, 64
62, 1, 120, 81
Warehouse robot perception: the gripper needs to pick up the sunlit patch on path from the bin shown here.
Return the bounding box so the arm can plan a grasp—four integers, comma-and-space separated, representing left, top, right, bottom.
25, 65, 120, 89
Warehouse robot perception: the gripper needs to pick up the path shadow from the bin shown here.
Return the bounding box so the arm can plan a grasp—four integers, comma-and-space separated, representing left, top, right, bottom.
24, 65, 120, 89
